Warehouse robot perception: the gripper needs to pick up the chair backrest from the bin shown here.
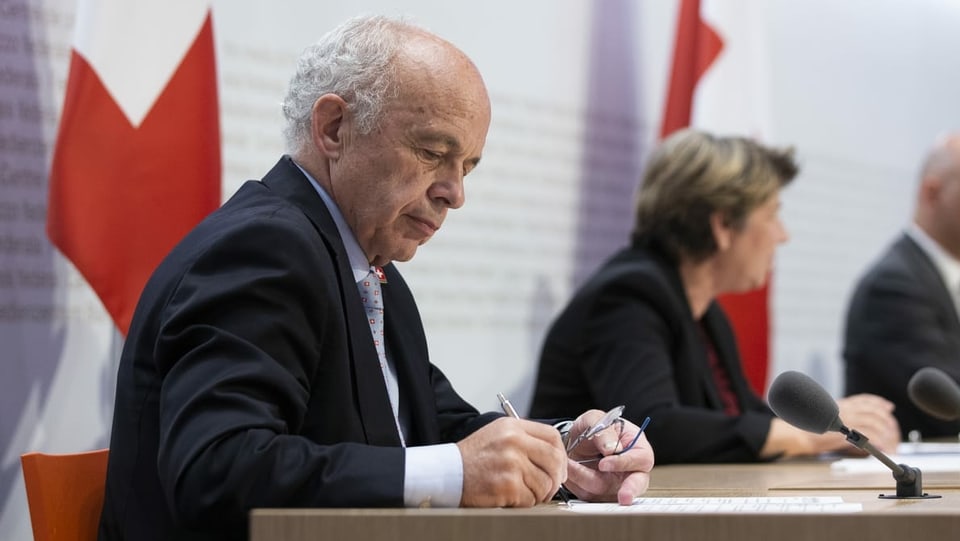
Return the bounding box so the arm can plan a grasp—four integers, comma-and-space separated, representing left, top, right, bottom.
20, 449, 109, 541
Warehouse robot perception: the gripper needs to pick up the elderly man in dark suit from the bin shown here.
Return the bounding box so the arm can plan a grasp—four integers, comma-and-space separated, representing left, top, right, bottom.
98, 15, 654, 541
844, 133, 960, 440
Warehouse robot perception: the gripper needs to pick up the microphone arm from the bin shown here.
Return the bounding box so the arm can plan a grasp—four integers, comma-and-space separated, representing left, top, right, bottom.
840, 426, 924, 498
766, 370, 938, 499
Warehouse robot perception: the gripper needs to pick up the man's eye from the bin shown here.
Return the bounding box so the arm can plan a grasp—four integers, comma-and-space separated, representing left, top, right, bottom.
419, 149, 443, 160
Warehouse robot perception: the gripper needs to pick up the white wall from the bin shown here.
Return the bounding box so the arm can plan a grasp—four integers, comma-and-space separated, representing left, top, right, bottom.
2, 1, 960, 539
762, 0, 960, 393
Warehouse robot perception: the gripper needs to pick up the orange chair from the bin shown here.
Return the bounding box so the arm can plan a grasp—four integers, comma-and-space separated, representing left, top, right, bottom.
20, 449, 109, 541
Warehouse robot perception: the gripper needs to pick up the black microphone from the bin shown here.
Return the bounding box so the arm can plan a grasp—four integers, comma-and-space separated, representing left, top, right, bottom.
907, 366, 960, 421
768, 370, 938, 499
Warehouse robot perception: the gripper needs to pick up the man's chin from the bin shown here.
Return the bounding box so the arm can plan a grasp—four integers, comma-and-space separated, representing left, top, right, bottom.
387, 246, 421, 264
378, 237, 432, 265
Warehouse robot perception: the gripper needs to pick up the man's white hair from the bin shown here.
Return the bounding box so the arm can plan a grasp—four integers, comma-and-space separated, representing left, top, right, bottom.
281, 15, 417, 153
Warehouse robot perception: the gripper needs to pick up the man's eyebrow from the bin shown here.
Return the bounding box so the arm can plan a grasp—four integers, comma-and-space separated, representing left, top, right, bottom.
417, 132, 460, 149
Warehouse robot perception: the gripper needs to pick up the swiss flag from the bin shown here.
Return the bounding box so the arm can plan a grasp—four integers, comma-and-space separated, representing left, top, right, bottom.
660, 0, 723, 139
661, 0, 770, 395
47, 1, 221, 335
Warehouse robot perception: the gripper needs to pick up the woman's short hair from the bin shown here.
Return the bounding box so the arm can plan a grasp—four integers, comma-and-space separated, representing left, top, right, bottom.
631, 129, 798, 263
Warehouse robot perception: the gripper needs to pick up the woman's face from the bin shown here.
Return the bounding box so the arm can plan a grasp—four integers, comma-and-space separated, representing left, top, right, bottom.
713, 192, 789, 294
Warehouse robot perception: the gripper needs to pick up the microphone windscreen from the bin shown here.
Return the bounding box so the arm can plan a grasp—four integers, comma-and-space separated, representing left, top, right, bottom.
768, 371, 843, 434
907, 367, 960, 421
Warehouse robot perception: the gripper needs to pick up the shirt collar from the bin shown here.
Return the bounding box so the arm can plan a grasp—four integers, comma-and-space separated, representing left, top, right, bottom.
293, 161, 371, 283
906, 223, 960, 296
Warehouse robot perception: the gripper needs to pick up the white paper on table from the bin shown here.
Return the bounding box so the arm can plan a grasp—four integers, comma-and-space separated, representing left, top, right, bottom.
565, 496, 862, 513
896, 442, 960, 455
831, 453, 959, 473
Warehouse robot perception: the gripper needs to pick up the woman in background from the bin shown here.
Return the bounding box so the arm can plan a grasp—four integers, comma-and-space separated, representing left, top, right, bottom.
530, 129, 900, 463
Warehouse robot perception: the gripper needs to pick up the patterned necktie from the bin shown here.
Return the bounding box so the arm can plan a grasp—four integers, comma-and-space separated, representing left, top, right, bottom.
357, 268, 405, 446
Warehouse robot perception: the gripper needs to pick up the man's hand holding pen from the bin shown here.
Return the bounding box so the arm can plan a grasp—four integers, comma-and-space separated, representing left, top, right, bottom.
456, 395, 655, 508
456, 413, 567, 508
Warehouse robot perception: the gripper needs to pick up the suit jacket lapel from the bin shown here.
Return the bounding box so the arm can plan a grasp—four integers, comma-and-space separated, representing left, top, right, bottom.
261, 156, 401, 446
380, 264, 440, 444
899, 234, 960, 329
702, 307, 752, 408
653, 252, 726, 410
693, 307, 727, 410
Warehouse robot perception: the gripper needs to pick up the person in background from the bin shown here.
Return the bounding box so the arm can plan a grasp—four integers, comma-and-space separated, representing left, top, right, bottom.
530, 129, 900, 464
844, 133, 960, 440
98, 15, 654, 541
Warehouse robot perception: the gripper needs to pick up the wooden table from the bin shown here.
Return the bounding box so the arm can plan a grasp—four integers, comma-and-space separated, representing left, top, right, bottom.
250, 459, 960, 541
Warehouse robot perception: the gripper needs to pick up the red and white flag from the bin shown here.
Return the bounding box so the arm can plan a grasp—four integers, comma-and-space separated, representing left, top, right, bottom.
660, 0, 723, 139
661, 0, 774, 395
48, 0, 221, 335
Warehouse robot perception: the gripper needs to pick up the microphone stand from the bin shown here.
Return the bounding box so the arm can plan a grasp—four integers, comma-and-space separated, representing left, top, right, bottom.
840, 426, 940, 499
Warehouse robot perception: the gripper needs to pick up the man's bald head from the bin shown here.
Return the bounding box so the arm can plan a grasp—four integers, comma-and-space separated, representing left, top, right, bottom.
915, 133, 960, 259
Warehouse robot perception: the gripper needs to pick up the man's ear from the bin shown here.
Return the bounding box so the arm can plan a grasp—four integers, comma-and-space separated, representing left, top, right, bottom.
919, 174, 942, 206
309, 94, 348, 159
710, 211, 732, 251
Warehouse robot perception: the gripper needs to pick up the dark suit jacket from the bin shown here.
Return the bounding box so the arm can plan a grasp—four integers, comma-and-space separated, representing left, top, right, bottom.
844, 233, 960, 438
530, 245, 774, 464
99, 157, 497, 541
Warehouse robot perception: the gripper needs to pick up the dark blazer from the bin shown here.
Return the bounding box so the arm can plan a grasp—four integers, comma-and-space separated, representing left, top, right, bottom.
529, 245, 774, 464
99, 157, 497, 541
844, 233, 960, 439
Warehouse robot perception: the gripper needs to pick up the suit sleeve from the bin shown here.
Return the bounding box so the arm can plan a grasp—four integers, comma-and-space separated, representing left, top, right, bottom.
846, 269, 958, 380
154, 215, 404, 530
577, 281, 773, 464
844, 263, 960, 436
430, 365, 502, 441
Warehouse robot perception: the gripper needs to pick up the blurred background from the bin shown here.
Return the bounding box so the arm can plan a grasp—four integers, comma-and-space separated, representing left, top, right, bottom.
2, 0, 960, 538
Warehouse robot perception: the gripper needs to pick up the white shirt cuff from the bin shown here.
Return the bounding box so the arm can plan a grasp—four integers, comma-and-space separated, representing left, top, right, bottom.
403, 443, 463, 508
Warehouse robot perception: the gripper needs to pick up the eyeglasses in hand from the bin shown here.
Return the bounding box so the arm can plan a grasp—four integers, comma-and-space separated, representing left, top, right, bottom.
565, 405, 649, 464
